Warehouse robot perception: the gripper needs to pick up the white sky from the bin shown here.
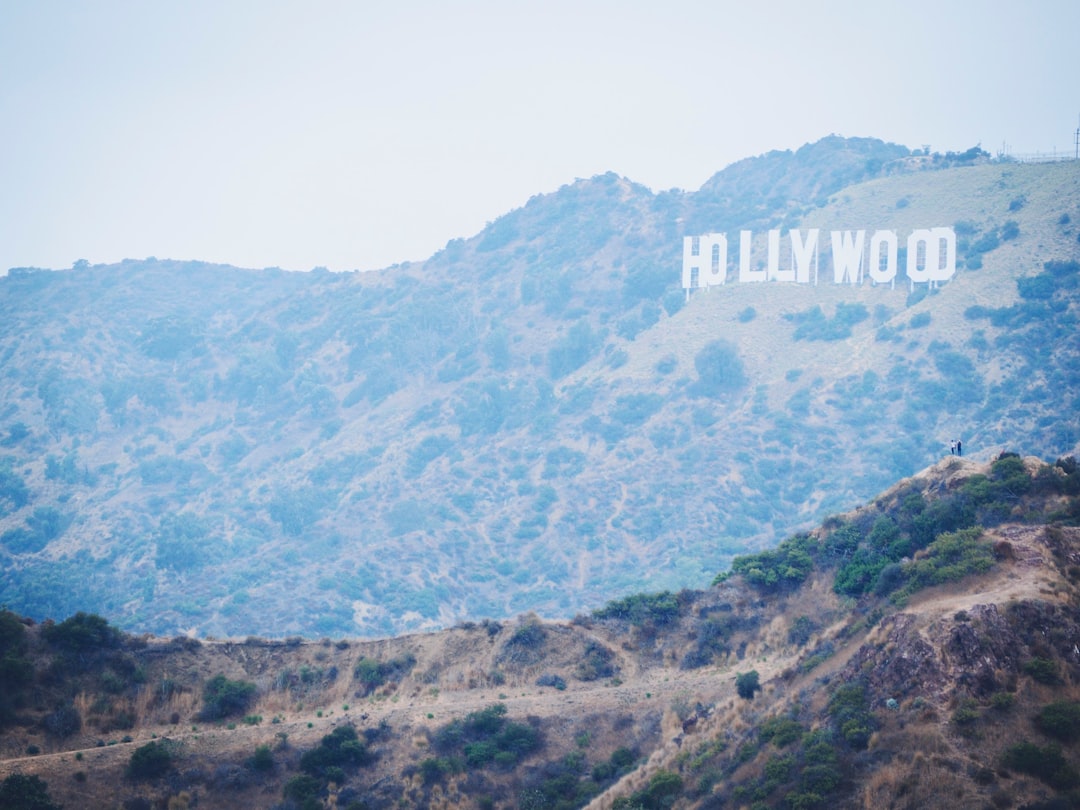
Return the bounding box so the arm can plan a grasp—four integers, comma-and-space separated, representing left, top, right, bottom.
1, 0, 1077, 274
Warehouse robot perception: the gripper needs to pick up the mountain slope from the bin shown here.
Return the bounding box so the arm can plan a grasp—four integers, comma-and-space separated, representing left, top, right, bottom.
0, 454, 1077, 809
0, 139, 1078, 637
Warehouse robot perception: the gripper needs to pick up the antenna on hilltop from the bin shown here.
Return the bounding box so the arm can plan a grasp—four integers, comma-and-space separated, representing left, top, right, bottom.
1074, 113, 1079, 160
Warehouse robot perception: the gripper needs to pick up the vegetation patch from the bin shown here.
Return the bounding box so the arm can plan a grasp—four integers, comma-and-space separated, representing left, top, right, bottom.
429, 703, 542, 774
353, 652, 416, 696
1002, 741, 1080, 790
199, 674, 257, 720
128, 740, 174, 779
592, 591, 682, 626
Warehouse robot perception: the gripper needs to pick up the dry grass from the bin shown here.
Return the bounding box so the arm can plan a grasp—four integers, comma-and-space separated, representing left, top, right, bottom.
860, 754, 982, 810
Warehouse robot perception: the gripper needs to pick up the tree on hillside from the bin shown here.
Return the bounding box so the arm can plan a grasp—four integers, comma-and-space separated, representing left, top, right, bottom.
42, 612, 121, 652
736, 670, 761, 700
200, 675, 256, 720
0, 773, 61, 809
694, 340, 746, 396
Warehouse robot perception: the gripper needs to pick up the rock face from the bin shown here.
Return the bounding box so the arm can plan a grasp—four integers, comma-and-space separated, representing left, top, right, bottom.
845, 598, 1080, 708
944, 604, 1022, 697
846, 613, 948, 702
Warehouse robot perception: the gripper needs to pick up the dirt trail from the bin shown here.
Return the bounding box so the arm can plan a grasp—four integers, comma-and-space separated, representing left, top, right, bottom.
902, 524, 1068, 633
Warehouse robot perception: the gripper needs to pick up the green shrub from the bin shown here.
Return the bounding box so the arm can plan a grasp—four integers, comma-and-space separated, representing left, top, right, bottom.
0, 773, 62, 810
951, 698, 980, 728
353, 652, 416, 695
0, 458, 30, 514
800, 762, 842, 795
464, 740, 497, 768
43, 704, 81, 738
0, 610, 27, 655
1002, 741, 1079, 790
593, 591, 681, 626
1023, 657, 1062, 685
735, 671, 761, 700
724, 533, 815, 592
42, 612, 121, 652
786, 790, 827, 810
759, 715, 803, 747
834, 548, 889, 597
430, 703, 541, 772
787, 302, 869, 341
828, 682, 874, 750
535, 673, 566, 690
128, 741, 172, 779
154, 512, 215, 571
419, 756, 461, 783
250, 744, 274, 771
1035, 701, 1080, 742
0, 613, 34, 723
764, 752, 795, 784
873, 563, 906, 596
299, 725, 372, 777
616, 769, 683, 809
283, 773, 323, 804
693, 339, 747, 395
508, 618, 546, 647
200, 674, 256, 720
990, 691, 1015, 711
575, 641, 616, 681
610, 393, 664, 426
548, 321, 600, 379
893, 527, 994, 600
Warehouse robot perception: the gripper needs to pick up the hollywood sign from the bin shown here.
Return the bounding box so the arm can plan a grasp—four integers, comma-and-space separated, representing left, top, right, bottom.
681, 227, 956, 292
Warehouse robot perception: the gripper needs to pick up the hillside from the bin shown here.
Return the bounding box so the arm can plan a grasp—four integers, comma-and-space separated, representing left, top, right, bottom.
0, 138, 1079, 638
0, 454, 1078, 809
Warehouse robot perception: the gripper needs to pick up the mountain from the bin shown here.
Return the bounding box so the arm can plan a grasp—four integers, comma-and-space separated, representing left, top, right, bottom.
0, 137, 1078, 638
0, 454, 1078, 809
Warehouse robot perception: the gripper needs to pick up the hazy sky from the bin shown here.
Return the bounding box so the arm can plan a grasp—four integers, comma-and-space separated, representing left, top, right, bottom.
2, 1, 1077, 274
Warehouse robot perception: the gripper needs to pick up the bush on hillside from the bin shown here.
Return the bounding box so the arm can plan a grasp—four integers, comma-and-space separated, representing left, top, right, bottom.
693, 339, 747, 396
199, 674, 256, 720
613, 769, 683, 810
828, 682, 875, 750
1024, 657, 1062, 685
0, 773, 62, 810
736, 671, 761, 700
1002, 741, 1079, 790
891, 527, 994, 600
42, 612, 121, 653
1035, 701, 1080, 742
592, 591, 681, 626
353, 653, 416, 695
299, 725, 372, 777
128, 741, 173, 779
431, 703, 542, 771
722, 534, 815, 592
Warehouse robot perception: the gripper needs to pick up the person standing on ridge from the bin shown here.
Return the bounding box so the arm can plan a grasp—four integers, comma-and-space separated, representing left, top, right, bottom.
957, 439, 962, 457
